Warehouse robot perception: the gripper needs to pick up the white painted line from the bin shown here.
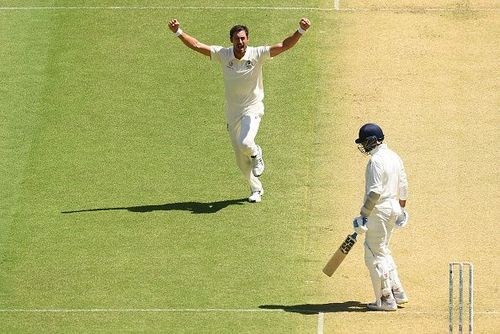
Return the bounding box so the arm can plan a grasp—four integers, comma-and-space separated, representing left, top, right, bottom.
0, 5, 497, 12
333, 0, 340, 11
0, 308, 284, 313
0, 6, 334, 11
0, 308, 496, 314
338, 7, 499, 12
317, 312, 325, 334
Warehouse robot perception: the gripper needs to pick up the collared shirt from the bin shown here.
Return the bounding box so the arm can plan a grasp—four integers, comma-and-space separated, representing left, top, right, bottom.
365, 144, 408, 212
210, 46, 271, 109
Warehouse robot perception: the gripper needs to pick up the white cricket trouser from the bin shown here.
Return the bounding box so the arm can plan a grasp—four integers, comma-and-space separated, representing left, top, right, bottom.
364, 201, 404, 302
226, 107, 263, 192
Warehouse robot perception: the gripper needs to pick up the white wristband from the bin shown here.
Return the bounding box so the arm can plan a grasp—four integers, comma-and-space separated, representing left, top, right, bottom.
297, 27, 306, 35
175, 28, 183, 37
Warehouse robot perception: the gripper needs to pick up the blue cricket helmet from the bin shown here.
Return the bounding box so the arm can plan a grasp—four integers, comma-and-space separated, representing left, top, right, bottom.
355, 123, 384, 144
355, 123, 384, 154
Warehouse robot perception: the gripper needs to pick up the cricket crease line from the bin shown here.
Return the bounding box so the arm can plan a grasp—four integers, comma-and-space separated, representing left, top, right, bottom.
0, 308, 497, 314
0, 308, 283, 313
338, 7, 499, 12
0, 6, 498, 12
0, 6, 335, 11
317, 312, 325, 334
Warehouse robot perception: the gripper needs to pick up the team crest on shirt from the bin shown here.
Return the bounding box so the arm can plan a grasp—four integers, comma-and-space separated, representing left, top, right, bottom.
226, 60, 255, 70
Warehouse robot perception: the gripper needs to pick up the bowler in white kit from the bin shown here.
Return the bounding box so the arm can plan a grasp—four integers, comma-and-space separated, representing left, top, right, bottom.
168, 17, 311, 203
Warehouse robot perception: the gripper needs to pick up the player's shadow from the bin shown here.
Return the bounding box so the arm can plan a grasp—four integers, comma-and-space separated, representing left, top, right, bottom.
259, 301, 368, 314
62, 198, 247, 215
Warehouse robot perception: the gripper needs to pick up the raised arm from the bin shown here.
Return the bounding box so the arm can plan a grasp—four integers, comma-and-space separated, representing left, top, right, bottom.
168, 19, 211, 57
269, 18, 311, 58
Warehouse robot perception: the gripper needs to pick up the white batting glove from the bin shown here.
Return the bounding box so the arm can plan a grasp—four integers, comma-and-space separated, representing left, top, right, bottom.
395, 208, 409, 229
353, 216, 368, 234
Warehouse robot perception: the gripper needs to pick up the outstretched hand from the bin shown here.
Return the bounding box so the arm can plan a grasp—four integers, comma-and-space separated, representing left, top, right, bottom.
299, 18, 311, 31
168, 18, 180, 33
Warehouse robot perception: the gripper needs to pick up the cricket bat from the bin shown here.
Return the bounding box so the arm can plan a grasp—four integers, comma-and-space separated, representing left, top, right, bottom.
322, 232, 358, 277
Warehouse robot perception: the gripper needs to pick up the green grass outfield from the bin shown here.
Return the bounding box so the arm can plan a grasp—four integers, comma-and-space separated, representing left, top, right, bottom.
0, 1, 339, 332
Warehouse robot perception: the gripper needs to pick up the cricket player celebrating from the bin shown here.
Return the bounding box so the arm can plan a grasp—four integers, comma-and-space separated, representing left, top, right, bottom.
168, 18, 311, 203
352, 123, 409, 311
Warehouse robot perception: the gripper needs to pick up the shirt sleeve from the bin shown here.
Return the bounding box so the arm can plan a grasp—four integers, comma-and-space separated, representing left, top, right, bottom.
210, 46, 223, 63
398, 158, 409, 200
366, 159, 384, 195
256, 46, 272, 62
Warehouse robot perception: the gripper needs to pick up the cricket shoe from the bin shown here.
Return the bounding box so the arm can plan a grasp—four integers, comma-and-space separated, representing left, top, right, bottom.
367, 295, 397, 312
251, 145, 265, 177
392, 288, 409, 305
248, 189, 264, 203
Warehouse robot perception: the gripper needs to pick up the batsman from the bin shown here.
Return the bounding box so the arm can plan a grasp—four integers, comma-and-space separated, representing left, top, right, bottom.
353, 123, 409, 311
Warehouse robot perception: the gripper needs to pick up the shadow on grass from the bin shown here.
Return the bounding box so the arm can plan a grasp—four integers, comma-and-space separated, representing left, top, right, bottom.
259, 301, 368, 314
62, 198, 248, 215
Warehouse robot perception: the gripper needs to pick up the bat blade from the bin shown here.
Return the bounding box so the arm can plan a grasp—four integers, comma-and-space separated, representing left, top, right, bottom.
322, 232, 357, 277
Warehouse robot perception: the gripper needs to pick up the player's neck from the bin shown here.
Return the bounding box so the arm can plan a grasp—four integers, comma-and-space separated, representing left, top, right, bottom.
233, 48, 246, 60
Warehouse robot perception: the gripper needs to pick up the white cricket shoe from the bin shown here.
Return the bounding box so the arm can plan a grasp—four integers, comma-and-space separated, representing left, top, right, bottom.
248, 189, 264, 203
392, 288, 409, 305
251, 145, 265, 177
367, 295, 397, 312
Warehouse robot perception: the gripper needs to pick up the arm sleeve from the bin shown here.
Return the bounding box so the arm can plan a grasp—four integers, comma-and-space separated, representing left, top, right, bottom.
366, 159, 384, 195
210, 46, 223, 63
398, 159, 409, 200
361, 191, 381, 217
256, 46, 272, 62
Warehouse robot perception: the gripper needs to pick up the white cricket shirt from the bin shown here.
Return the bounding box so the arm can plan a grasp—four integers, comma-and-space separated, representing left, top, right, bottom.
365, 144, 408, 213
210, 46, 271, 114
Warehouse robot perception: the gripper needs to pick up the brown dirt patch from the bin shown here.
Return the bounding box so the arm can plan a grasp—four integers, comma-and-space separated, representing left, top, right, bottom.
313, 4, 499, 333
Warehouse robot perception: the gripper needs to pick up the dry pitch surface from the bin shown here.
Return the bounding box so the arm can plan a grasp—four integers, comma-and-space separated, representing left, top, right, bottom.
313, 1, 499, 333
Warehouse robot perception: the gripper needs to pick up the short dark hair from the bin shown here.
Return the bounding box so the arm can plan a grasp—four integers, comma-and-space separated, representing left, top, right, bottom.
229, 25, 249, 39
